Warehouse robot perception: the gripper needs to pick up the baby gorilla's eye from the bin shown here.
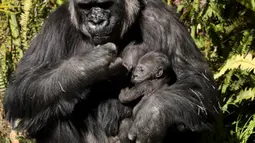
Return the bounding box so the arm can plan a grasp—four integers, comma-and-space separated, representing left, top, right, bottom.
138, 66, 144, 73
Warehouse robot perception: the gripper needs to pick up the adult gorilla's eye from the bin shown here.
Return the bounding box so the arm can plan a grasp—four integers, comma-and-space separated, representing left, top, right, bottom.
98, 1, 114, 9
78, 3, 93, 10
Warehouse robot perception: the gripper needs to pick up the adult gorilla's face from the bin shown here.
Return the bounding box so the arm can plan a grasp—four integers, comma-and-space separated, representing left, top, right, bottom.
70, 0, 127, 44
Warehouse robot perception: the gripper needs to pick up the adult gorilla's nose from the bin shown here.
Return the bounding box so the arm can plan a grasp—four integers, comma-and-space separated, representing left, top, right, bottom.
89, 7, 108, 26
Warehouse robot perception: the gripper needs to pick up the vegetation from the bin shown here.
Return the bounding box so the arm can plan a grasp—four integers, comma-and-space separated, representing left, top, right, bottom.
171, 0, 255, 142
0, 0, 254, 142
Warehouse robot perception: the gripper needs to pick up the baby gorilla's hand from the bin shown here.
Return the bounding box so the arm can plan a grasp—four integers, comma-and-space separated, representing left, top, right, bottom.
118, 87, 130, 104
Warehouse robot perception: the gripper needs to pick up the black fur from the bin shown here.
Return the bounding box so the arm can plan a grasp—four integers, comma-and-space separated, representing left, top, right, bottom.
4, 0, 220, 143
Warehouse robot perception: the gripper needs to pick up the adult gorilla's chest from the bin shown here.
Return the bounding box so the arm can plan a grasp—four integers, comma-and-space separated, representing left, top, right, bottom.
71, 73, 131, 123
91, 73, 130, 99
76, 70, 130, 106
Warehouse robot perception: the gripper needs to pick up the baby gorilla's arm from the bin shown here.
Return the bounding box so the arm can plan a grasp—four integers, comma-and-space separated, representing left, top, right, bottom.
118, 81, 155, 104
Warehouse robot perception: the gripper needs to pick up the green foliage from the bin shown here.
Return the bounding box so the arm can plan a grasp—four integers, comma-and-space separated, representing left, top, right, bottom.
0, 0, 65, 88
20, 0, 32, 49
236, 0, 255, 12
169, 0, 255, 142
214, 54, 255, 79
235, 115, 255, 143
0, 0, 21, 91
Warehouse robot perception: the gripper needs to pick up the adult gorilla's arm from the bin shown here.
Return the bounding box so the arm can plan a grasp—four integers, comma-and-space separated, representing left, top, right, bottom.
128, 1, 220, 142
4, 5, 117, 134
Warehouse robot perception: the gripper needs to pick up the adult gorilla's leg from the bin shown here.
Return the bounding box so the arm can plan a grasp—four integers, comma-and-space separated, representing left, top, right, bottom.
96, 99, 132, 137
35, 121, 83, 143
118, 118, 133, 143
35, 114, 111, 143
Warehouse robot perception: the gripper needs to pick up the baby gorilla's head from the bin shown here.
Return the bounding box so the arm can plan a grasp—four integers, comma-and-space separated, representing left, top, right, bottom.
131, 51, 170, 84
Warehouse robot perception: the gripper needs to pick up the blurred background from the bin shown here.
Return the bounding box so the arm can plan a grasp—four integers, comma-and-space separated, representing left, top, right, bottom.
0, 0, 254, 142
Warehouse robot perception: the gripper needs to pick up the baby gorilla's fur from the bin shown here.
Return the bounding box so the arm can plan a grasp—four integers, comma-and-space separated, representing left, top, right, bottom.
116, 51, 171, 142
119, 51, 171, 104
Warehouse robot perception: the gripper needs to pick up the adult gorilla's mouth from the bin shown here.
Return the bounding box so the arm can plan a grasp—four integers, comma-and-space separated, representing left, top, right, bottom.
85, 18, 114, 36
88, 20, 109, 32
86, 22, 116, 44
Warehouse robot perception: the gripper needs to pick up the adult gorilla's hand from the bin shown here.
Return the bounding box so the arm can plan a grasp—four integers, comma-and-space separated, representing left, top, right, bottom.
88, 43, 118, 69
128, 96, 168, 143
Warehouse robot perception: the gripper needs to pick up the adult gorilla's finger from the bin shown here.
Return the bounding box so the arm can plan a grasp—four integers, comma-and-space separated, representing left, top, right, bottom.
128, 125, 137, 141
136, 135, 149, 143
128, 118, 149, 143
109, 57, 123, 69
103, 42, 117, 53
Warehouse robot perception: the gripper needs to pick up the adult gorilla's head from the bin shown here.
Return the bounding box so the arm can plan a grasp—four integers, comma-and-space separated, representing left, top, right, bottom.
69, 0, 141, 44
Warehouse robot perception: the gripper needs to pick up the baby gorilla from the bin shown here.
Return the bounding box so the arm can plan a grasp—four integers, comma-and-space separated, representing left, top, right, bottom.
119, 51, 171, 104
115, 51, 172, 142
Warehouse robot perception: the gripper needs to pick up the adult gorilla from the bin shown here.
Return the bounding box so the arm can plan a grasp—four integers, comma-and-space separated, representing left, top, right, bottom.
4, 0, 220, 142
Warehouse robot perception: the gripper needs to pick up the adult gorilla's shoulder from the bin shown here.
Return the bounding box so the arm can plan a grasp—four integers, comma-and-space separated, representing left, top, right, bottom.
41, 4, 72, 30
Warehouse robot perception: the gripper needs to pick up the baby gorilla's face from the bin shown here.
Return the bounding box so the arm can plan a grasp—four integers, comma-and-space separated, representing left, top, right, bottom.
131, 52, 168, 84
131, 64, 151, 84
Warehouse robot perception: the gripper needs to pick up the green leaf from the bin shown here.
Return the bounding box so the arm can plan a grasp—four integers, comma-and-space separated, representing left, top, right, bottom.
214, 53, 255, 79
236, 0, 255, 12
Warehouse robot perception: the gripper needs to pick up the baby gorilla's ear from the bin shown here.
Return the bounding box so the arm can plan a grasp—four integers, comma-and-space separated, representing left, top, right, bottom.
155, 67, 164, 78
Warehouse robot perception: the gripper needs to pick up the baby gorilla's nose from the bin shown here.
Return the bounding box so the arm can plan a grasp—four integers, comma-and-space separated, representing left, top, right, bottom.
132, 74, 138, 79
